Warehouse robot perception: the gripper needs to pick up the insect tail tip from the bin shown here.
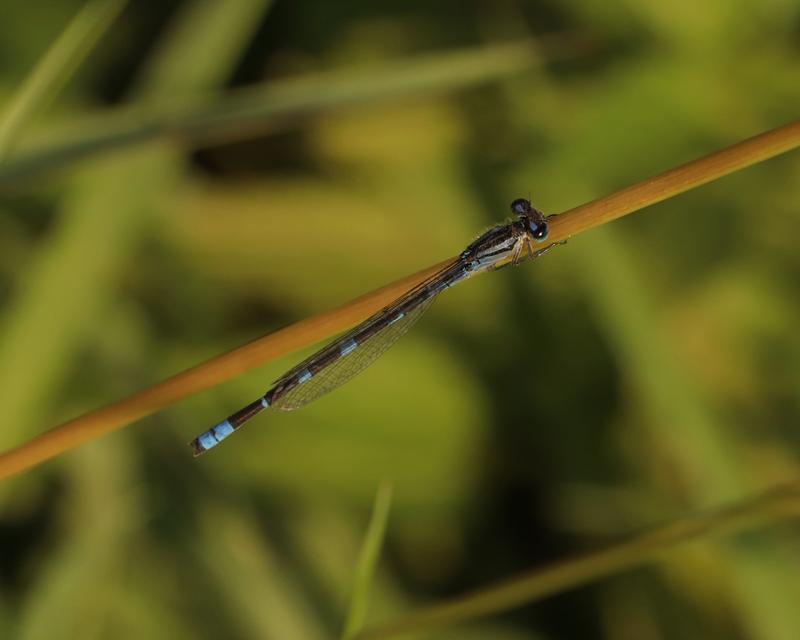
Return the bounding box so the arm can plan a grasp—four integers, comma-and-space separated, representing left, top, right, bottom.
189, 438, 208, 457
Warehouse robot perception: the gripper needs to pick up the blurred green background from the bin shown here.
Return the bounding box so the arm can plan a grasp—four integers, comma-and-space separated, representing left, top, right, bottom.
1, 0, 800, 638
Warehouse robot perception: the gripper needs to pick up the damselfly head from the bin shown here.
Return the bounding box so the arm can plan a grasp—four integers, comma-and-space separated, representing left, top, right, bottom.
512, 198, 548, 242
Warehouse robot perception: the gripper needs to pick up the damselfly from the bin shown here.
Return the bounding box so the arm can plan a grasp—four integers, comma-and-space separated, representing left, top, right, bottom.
190, 198, 559, 456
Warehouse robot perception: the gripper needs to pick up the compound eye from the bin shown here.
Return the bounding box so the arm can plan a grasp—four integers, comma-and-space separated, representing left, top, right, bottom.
510, 198, 531, 215
529, 220, 549, 241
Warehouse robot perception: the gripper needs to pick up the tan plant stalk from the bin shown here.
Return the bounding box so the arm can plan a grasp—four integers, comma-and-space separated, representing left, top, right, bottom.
0, 119, 798, 480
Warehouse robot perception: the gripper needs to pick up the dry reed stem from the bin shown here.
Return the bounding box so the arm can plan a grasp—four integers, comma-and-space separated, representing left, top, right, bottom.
356, 481, 800, 639
0, 119, 798, 480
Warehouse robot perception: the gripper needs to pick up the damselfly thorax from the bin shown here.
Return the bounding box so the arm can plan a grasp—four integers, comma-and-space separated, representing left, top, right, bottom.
461, 199, 550, 275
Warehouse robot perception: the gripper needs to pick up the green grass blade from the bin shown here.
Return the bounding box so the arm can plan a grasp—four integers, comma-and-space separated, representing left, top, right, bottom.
343, 481, 394, 640
0, 35, 582, 184
16, 440, 138, 640
0, 0, 128, 159
357, 482, 800, 639
135, 0, 273, 96
194, 504, 328, 640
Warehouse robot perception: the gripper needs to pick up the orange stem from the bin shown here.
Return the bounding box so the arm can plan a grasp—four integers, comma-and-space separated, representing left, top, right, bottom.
1, 119, 799, 480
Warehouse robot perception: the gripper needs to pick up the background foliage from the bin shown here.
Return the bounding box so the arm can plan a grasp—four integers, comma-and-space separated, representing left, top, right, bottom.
1, 1, 800, 638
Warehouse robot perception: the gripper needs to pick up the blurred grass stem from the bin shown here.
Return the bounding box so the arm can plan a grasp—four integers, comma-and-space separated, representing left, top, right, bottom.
356, 481, 800, 638
0, 36, 581, 184
343, 481, 394, 639
0, 0, 127, 159
0, 119, 798, 480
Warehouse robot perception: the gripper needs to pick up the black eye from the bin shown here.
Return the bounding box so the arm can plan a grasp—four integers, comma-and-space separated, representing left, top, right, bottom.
510, 198, 531, 215
529, 221, 548, 241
